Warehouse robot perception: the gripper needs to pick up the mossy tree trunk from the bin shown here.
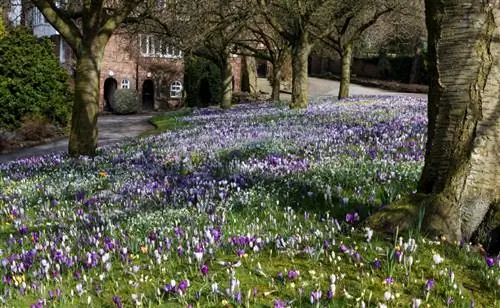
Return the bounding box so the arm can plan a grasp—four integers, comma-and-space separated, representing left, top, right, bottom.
368, 1, 499, 245
242, 56, 257, 94
417, 0, 500, 242
271, 63, 282, 101
290, 34, 311, 108
338, 42, 353, 99
31, 0, 140, 156
69, 48, 102, 156
220, 55, 233, 109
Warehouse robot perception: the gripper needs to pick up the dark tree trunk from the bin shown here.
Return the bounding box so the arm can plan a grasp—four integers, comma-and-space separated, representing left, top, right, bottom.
69, 50, 101, 156
290, 34, 311, 108
338, 42, 353, 99
409, 46, 422, 84
271, 64, 282, 101
220, 55, 233, 109
418, 0, 500, 242
241, 56, 257, 94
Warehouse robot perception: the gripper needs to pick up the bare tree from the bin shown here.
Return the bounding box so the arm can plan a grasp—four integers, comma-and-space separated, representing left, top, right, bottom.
148, 1, 253, 109
236, 19, 291, 101
256, 0, 342, 108
320, 0, 407, 99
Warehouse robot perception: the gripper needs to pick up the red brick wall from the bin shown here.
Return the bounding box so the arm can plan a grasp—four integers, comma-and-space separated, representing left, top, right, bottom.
230, 56, 242, 92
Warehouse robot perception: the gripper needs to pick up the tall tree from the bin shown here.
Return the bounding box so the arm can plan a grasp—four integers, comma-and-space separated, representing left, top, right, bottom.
418, 0, 499, 242
256, 0, 339, 108
321, 0, 395, 99
148, 0, 252, 109
31, 0, 142, 156
236, 20, 291, 101
369, 0, 499, 246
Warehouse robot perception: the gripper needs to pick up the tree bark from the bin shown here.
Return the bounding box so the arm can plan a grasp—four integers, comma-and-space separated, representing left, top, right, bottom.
419, 0, 500, 242
409, 46, 422, 84
270, 64, 282, 101
290, 35, 311, 108
338, 42, 353, 99
68, 50, 101, 156
241, 56, 257, 94
220, 55, 233, 109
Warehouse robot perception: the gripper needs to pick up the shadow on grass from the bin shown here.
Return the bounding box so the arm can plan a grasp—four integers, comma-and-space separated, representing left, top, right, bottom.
141, 108, 194, 137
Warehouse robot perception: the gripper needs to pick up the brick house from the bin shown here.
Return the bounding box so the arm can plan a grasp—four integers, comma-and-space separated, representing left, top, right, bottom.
26, 7, 243, 112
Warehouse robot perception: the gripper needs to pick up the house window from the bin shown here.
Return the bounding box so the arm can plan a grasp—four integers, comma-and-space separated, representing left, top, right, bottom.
170, 81, 183, 98
121, 79, 130, 89
139, 35, 183, 58
32, 8, 45, 25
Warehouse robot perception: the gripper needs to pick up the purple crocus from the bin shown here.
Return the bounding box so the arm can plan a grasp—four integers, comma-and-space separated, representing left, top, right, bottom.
287, 270, 298, 280
178, 279, 189, 293
200, 264, 209, 276
310, 290, 322, 304
113, 295, 123, 308
274, 299, 286, 308
485, 257, 495, 268
425, 279, 435, 291
345, 212, 359, 223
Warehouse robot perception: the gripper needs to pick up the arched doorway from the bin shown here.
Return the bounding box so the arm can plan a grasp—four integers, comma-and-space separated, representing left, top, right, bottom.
257, 60, 268, 78
103, 77, 117, 111
142, 79, 155, 110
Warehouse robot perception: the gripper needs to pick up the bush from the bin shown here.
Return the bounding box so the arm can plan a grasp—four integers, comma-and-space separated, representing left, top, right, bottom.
0, 27, 72, 130
112, 89, 141, 114
184, 55, 222, 107
19, 115, 58, 141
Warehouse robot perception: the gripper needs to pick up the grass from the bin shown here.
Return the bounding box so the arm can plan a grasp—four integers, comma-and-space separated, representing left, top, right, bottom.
141, 107, 194, 136
0, 97, 497, 307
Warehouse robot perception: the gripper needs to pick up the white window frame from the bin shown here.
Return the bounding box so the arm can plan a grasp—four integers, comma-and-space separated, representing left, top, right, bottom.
170, 81, 183, 98
121, 79, 130, 89
139, 35, 183, 59
32, 7, 45, 25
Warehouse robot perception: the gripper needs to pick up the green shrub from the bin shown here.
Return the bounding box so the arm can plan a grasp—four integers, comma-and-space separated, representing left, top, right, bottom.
112, 89, 141, 114
0, 27, 72, 130
184, 55, 222, 107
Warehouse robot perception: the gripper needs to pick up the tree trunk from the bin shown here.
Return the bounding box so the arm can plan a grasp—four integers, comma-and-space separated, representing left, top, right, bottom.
68, 51, 101, 156
271, 64, 282, 101
409, 46, 422, 84
220, 55, 233, 109
290, 35, 311, 108
338, 42, 353, 99
241, 56, 257, 94
419, 0, 500, 242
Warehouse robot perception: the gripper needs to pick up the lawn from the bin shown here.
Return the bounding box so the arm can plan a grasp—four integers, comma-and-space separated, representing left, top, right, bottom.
0, 96, 498, 307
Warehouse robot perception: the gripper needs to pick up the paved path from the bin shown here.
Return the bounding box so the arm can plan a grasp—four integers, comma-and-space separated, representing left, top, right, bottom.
0, 78, 427, 164
257, 77, 427, 101
0, 114, 154, 164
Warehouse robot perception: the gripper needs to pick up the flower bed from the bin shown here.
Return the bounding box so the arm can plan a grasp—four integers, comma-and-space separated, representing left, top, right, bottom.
0, 96, 497, 307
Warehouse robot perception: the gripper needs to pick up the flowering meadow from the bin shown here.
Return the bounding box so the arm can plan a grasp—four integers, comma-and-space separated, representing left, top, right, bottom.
0, 96, 498, 307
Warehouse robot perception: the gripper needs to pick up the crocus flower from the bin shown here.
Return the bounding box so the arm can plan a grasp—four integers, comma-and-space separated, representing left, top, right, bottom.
112, 295, 123, 308
433, 254, 444, 264
310, 290, 322, 304
425, 279, 435, 291
485, 257, 495, 268
200, 264, 209, 275
287, 270, 298, 280
384, 277, 395, 285
274, 299, 286, 308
